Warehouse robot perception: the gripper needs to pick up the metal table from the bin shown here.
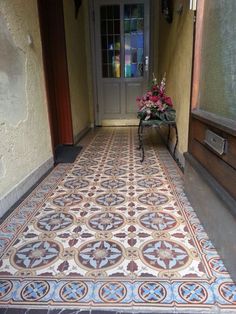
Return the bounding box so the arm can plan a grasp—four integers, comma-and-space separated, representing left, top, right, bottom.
137, 119, 178, 162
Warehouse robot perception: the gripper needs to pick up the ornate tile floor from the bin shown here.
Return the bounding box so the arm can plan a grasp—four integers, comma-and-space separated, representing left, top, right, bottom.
0, 127, 235, 313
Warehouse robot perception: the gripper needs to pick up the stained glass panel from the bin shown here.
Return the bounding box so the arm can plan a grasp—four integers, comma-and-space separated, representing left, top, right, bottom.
100, 5, 120, 78
137, 48, 143, 63
124, 20, 130, 33
137, 19, 144, 31
124, 4, 144, 78
125, 34, 131, 49
114, 20, 120, 34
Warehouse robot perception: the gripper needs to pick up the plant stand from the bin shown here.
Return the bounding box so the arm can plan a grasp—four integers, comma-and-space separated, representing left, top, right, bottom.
137, 119, 178, 162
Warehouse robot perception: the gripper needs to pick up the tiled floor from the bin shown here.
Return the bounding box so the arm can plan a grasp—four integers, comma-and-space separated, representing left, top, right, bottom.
0, 127, 235, 313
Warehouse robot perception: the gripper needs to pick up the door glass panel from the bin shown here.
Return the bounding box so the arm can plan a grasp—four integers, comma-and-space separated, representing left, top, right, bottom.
198, 0, 236, 120
124, 4, 144, 77
100, 5, 121, 78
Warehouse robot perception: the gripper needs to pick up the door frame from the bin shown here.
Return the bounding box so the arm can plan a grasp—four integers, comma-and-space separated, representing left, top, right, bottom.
38, 0, 74, 152
89, 0, 153, 126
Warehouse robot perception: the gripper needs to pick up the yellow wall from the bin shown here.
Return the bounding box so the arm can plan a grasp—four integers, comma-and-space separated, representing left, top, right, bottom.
83, 1, 95, 126
0, 0, 52, 207
156, 0, 194, 163
63, 0, 91, 140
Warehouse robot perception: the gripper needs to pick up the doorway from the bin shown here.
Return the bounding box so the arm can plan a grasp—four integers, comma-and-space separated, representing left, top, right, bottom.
38, 0, 74, 152
92, 0, 150, 126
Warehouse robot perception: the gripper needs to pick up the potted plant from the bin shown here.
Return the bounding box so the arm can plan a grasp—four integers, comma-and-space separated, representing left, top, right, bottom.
136, 74, 176, 122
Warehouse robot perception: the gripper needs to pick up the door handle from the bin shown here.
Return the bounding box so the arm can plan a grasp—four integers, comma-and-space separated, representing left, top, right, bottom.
144, 56, 149, 72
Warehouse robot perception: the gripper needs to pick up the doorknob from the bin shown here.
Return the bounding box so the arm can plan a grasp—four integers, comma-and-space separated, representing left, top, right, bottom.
144, 56, 149, 71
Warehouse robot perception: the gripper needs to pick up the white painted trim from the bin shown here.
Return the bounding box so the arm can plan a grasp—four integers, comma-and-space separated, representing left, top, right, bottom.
0, 157, 54, 218
150, 0, 159, 79
89, 0, 99, 126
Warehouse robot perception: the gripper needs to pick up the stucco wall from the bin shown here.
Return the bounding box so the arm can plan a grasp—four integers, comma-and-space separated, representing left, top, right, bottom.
63, 0, 91, 140
0, 0, 52, 211
156, 0, 194, 164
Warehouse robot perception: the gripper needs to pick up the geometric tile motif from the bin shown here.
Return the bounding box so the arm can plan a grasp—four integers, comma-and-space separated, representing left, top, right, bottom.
0, 280, 12, 299
63, 178, 89, 189
21, 281, 50, 301
95, 193, 125, 206
100, 179, 126, 189
99, 282, 127, 302
138, 192, 169, 206
60, 281, 88, 301
52, 193, 83, 207
219, 282, 236, 304
141, 239, 191, 271
139, 211, 178, 231
0, 127, 235, 313
138, 282, 167, 302
76, 240, 124, 270
36, 212, 74, 231
178, 282, 208, 303
88, 212, 125, 231
208, 257, 228, 275
11, 240, 61, 269
137, 178, 164, 188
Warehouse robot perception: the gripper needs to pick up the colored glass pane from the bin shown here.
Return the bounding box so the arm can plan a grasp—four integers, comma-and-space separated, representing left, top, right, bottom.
125, 34, 131, 50
130, 19, 137, 32
137, 19, 144, 31
100, 5, 120, 78
124, 20, 130, 33
124, 4, 144, 78
137, 48, 143, 63
137, 33, 143, 48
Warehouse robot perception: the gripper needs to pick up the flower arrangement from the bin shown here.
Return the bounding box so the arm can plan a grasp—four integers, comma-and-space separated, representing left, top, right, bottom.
136, 73, 176, 122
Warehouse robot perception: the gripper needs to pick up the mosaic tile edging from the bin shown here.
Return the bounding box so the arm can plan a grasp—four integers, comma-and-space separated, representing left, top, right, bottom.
157, 148, 228, 277
0, 278, 235, 311
0, 128, 235, 312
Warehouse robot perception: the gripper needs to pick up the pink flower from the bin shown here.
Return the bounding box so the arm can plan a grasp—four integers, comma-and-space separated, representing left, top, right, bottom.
157, 101, 165, 112
152, 85, 159, 91
136, 74, 175, 120
163, 96, 173, 106
150, 95, 159, 102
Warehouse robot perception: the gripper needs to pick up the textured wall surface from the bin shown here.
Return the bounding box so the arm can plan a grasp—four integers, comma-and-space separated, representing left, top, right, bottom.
157, 0, 194, 163
0, 0, 52, 203
63, 0, 91, 140
0, 16, 26, 125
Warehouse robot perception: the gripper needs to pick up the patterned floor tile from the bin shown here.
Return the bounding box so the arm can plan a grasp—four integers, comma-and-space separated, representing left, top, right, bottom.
0, 127, 235, 313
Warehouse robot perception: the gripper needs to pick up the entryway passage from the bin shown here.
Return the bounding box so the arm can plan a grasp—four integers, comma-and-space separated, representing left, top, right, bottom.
94, 1, 150, 125
0, 128, 235, 313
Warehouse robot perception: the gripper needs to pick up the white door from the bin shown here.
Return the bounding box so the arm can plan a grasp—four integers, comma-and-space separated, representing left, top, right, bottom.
93, 0, 150, 125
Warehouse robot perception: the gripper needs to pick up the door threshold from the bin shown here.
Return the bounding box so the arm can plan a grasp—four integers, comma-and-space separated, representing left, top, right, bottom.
101, 119, 139, 126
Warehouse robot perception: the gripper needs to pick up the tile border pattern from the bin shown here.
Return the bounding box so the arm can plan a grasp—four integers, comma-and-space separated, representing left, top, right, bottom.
0, 128, 235, 313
